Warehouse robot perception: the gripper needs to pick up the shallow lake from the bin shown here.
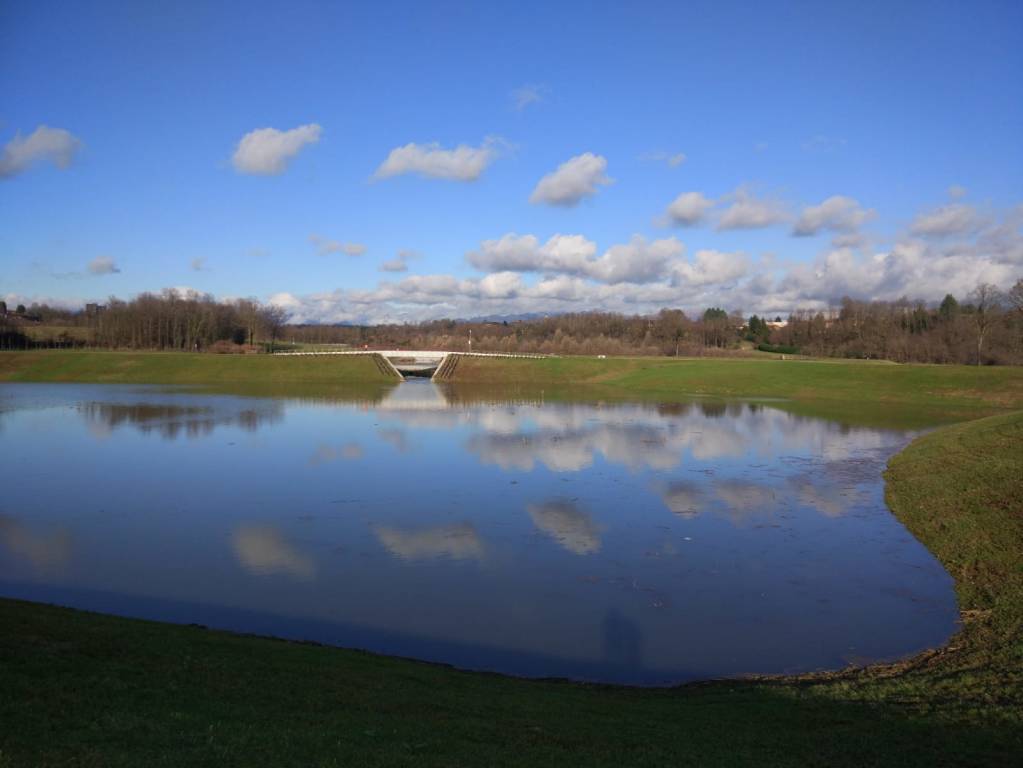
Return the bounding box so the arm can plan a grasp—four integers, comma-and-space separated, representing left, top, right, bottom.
0, 381, 958, 684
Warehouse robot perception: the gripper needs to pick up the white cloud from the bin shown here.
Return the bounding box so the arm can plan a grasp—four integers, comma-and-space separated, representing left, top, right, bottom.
590, 236, 684, 283
674, 249, 749, 287
831, 231, 869, 248
467, 233, 596, 275
910, 203, 984, 237
478, 271, 523, 298
793, 196, 875, 236
467, 233, 683, 284
0, 125, 83, 179
268, 292, 302, 310
309, 234, 366, 256
511, 84, 547, 111
666, 191, 714, 226
249, 204, 1023, 326
232, 124, 321, 175
373, 138, 500, 181
717, 187, 789, 230
529, 153, 612, 206
380, 249, 419, 273
87, 256, 120, 275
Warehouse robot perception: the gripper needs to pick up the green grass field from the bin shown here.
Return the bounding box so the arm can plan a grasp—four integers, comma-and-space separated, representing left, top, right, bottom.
1, 350, 1021, 765
0, 350, 392, 386
444, 355, 1023, 419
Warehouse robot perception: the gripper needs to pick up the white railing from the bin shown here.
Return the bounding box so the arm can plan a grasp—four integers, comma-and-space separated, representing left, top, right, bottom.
273, 350, 549, 359
271, 349, 550, 381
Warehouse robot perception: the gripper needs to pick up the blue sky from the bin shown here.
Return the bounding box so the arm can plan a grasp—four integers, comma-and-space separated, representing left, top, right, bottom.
2, 0, 1021, 322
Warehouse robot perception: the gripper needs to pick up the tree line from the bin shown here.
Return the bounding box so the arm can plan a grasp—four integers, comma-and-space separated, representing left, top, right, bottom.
285, 281, 1023, 364
0, 290, 288, 351
2, 279, 1021, 364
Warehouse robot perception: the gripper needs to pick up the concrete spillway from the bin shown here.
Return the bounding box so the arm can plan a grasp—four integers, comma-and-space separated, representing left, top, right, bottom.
383, 352, 446, 378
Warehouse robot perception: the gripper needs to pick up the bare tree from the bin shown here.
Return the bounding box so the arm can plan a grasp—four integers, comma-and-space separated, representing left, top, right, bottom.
968, 283, 1004, 365
261, 304, 291, 350
1009, 277, 1023, 316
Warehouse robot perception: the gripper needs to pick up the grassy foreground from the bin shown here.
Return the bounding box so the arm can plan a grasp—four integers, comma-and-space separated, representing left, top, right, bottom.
0, 352, 1021, 765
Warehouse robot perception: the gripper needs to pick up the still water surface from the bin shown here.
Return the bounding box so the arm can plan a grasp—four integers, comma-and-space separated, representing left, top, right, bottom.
0, 381, 958, 684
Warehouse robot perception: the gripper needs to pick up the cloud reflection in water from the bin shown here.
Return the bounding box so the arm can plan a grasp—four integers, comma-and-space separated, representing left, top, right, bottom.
231, 525, 315, 580
0, 515, 71, 574
374, 522, 485, 562
527, 500, 602, 555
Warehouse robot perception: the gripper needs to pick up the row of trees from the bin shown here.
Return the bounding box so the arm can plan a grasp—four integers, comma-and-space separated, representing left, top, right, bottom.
285, 307, 764, 358
775, 283, 1023, 365
288, 280, 1023, 364
3, 279, 1021, 364
1, 290, 289, 351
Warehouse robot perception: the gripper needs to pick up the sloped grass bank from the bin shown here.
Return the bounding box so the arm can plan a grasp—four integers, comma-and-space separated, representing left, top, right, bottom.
1, 412, 1021, 766
0, 350, 394, 394
443, 356, 1023, 428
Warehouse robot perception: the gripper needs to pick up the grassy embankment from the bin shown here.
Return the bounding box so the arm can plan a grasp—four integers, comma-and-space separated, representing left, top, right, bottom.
1, 350, 1022, 765
442, 354, 1023, 428
0, 350, 399, 401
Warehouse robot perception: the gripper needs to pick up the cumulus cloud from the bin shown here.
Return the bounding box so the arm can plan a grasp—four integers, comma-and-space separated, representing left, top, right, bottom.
478, 271, 524, 298
379, 259, 407, 273
529, 153, 612, 206
87, 256, 120, 275
666, 191, 714, 226
831, 232, 869, 248
910, 203, 984, 237
232, 124, 321, 175
674, 249, 749, 287
593, 236, 685, 283
468, 233, 594, 275
717, 187, 789, 230
793, 196, 875, 236
257, 203, 1023, 326
267, 291, 301, 311
511, 84, 547, 111
0, 125, 83, 179
309, 234, 366, 256
467, 233, 683, 284
374, 138, 500, 181
380, 249, 419, 273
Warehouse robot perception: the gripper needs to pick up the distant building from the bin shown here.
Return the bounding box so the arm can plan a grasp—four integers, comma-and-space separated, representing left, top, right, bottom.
85, 303, 106, 317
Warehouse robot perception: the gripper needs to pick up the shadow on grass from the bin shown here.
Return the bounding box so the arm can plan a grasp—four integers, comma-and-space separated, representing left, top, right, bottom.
1, 596, 1018, 767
